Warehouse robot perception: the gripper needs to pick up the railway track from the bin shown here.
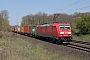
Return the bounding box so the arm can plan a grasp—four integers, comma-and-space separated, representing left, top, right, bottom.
67, 40, 90, 52
72, 40, 90, 45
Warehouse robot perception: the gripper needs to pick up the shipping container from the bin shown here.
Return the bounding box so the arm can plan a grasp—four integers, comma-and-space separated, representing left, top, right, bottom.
24, 26, 29, 34
17, 26, 20, 33
31, 26, 36, 35
24, 26, 32, 34
20, 27, 24, 34
14, 27, 18, 33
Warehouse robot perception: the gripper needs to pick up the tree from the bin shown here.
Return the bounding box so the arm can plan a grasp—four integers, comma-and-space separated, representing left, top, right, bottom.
0, 15, 3, 31
0, 10, 9, 20
2, 20, 10, 31
77, 15, 90, 34
0, 10, 10, 32
0, 15, 3, 38
21, 12, 48, 26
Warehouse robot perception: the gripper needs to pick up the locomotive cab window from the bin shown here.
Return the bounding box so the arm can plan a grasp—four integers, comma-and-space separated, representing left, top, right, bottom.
65, 26, 70, 30
60, 25, 64, 30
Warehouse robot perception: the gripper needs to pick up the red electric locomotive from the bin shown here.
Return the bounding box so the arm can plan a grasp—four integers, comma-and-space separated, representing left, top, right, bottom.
36, 22, 72, 43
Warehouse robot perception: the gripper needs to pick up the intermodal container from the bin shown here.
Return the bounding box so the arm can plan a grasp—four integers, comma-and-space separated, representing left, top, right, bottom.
31, 26, 36, 35
17, 26, 20, 33
14, 27, 18, 33
20, 27, 24, 34
24, 26, 32, 34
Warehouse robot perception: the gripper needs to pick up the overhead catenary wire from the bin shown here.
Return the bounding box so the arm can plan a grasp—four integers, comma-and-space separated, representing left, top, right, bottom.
52, 5, 90, 24
51, 0, 90, 23
51, 0, 85, 13
66, 6, 90, 14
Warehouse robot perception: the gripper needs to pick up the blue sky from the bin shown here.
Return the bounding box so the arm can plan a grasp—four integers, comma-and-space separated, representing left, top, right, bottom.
0, 0, 90, 26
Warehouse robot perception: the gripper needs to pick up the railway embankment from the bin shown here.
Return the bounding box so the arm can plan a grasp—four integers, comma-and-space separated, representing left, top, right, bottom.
0, 32, 89, 60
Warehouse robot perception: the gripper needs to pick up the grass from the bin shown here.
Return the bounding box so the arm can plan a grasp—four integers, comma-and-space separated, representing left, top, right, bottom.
0, 34, 84, 60
73, 35, 90, 42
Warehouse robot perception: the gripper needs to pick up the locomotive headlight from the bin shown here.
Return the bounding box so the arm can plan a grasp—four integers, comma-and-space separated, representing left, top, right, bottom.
68, 32, 71, 34
60, 32, 64, 34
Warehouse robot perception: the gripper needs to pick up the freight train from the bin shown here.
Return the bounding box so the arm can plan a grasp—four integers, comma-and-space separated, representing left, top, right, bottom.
12, 22, 72, 43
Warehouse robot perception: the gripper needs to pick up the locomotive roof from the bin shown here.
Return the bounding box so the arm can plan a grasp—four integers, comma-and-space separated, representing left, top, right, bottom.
37, 23, 70, 27
53, 22, 70, 25
37, 24, 53, 27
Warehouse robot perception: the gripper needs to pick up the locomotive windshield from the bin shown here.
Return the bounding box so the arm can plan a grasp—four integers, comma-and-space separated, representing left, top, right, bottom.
60, 25, 70, 30
65, 26, 70, 30
60, 26, 64, 30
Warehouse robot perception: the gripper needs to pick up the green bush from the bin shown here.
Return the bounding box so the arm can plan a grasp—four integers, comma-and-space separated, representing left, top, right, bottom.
77, 15, 90, 35
0, 31, 2, 38
72, 29, 76, 35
